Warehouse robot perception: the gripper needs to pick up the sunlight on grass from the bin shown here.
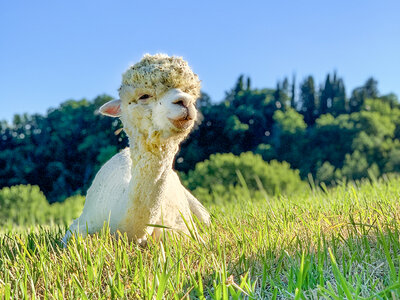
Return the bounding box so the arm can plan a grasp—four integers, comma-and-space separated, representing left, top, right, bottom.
1, 177, 400, 298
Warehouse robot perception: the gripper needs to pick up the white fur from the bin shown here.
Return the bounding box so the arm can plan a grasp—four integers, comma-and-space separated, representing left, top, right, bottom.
62, 56, 210, 246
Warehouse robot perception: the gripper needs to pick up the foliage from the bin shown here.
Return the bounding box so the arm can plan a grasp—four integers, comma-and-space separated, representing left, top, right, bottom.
2, 177, 400, 298
0, 185, 84, 226
48, 194, 85, 225
271, 108, 307, 168
1, 71, 400, 298
182, 152, 306, 201
0, 72, 399, 202
0, 95, 127, 202
300, 76, 318, 125
0, 185, 48, 226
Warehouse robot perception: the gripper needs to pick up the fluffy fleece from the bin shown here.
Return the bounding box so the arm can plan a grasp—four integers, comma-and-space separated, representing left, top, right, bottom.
62, 54, 210, 246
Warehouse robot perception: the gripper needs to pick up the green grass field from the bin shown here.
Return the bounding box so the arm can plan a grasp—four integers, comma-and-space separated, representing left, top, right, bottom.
1, 177, 400, 299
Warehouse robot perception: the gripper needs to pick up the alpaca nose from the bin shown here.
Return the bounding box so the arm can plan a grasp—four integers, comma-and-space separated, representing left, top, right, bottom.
173, 98, 189, 108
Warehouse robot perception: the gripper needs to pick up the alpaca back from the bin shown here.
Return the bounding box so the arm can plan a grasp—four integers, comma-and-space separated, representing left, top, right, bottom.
79, 148, 132, 233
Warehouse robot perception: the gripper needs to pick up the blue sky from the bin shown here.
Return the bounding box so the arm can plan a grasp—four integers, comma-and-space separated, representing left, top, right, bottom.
1, 1, 399, 122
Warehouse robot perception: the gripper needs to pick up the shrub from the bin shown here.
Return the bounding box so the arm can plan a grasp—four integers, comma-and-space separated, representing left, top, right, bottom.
48, 195, 85, 225
182, 152, 306, 202
0, 185, 48, 226
0, 185, 84, 226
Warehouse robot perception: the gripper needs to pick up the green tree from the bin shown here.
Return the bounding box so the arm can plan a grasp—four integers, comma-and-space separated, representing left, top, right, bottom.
0, 95, 127, 202
349, 77, 379, 113
271, 108, 307, 169
330, 73, 347, 115
302, 114, 358, 176
319, 74, 332, 115
273, 78, 290, 110
300, 76, 318, 125
341, 150, 380, 180
364, 77, 379, 99
290, 74, 296, 109
320, 72, 347, 116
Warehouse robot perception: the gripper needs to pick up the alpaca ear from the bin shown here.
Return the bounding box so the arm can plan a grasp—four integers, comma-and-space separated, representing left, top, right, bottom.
99, 99, 121, 117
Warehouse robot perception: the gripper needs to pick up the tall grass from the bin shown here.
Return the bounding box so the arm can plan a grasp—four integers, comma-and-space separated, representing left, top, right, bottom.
1, 177, 400, 299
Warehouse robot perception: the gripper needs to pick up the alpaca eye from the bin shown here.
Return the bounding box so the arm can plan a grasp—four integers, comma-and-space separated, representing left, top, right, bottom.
138, 94, 151, 100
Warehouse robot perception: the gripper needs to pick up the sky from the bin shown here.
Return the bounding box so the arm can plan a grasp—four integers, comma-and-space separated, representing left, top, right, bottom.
1, 1, 399, 122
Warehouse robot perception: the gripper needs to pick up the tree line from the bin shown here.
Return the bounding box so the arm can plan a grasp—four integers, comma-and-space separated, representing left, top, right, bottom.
0, 72, 399, 202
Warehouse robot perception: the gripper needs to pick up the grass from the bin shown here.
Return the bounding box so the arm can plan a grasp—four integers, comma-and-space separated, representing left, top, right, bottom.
1, 177, 400, 299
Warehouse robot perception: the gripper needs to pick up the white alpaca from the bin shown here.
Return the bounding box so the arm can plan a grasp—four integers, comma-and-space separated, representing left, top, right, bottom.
62, 54, 210, 246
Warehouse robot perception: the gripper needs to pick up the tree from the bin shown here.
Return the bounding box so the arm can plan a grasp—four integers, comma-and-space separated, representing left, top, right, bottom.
271, 108, 307, 169
349, 87, 366, 113
300, 76, 318, 125
1, 72, 399, 204
273, 78, 290, 110
319, 74, 332, 115
197, 91, 212, 108
364, 77, 379, 99
290, 74, 296, 109
349, 77, 379, 113
0, 95, 127, 202
319, 72, 347, 116
273, 82, 283, 110
330, 75, 347, 115
246, 77, 251, 91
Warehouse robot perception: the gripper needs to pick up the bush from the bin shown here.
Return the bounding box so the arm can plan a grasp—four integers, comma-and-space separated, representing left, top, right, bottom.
48, 195, 85, 225
0, 185, 84, 226
182, 152, 306, 202
0, 185, 48, 226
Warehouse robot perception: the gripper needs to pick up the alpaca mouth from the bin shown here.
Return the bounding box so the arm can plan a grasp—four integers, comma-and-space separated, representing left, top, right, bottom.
168, 116, 193, 130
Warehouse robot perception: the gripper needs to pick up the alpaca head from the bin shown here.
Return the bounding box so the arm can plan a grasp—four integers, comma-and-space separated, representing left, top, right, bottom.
100, 54, 201, 142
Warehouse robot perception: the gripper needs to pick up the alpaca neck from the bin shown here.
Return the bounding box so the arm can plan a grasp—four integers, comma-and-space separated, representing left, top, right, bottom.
127, 132, 181, 213
128, 133, 179, 179
120, 132, 181, 239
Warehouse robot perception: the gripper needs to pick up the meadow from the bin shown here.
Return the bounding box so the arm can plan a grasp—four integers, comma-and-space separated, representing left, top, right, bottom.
1, 177, 400, 299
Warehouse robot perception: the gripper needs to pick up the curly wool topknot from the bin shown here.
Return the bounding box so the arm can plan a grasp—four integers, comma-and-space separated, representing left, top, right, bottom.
120, 54, 201, 99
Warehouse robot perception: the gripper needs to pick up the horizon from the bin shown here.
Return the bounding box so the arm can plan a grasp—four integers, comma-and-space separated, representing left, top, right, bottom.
1, 0, 399, 122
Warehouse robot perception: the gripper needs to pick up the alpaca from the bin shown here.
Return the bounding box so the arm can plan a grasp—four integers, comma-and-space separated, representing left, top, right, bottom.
62, 54, 210, 246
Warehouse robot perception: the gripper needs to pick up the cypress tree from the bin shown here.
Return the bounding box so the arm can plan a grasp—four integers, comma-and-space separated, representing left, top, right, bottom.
246, 77, 251, 91
300, 76, 317, 125
320, 74, 331, 115
282, 77, 290, 108
331, 75, 347, 115
364, 77, 379, 99
290, 74, 296, 109
273, 82, 283, 109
